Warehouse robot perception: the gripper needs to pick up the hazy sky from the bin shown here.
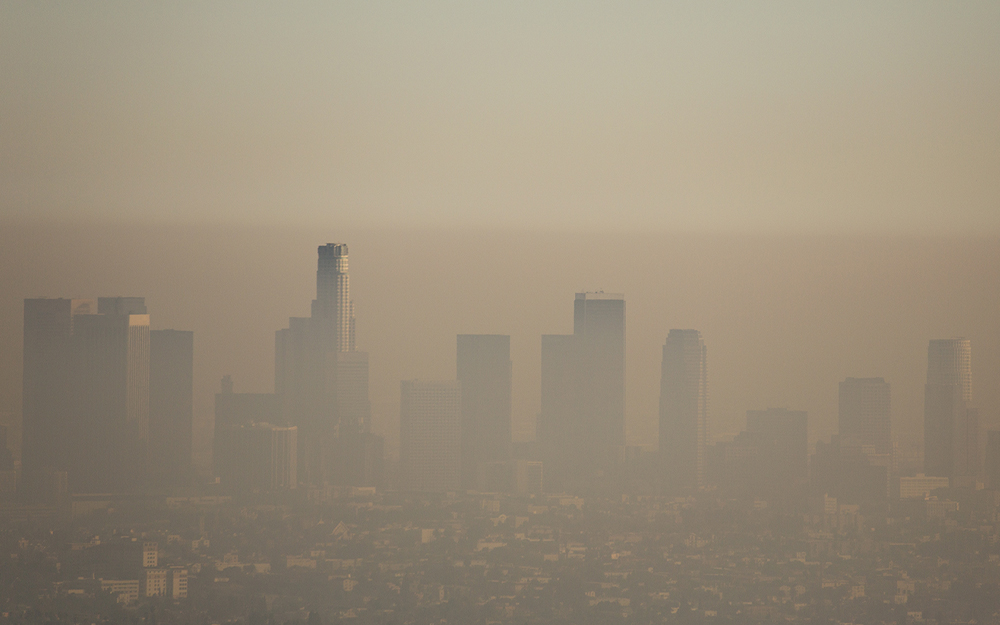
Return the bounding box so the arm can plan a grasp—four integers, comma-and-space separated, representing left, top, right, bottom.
2, 2, 999, 232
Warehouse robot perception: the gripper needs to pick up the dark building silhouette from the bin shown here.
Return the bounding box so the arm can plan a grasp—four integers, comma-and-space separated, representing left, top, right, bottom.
213, 375, 281, 479
811, 434, 889, 506
839, 377, 891, 458
746, 408, 808, 492
457, 334, 512, 489
659, 329, 708, 493
214, 422, 297, 493
21, 298, 81, 499
149, 330, 193, 487
69, 297, 150, 493
400, 380, 461, 492
710, 408, 806, 498
22, 297, 188, 496
924, 338, 979, 486
539, 293, 625, 493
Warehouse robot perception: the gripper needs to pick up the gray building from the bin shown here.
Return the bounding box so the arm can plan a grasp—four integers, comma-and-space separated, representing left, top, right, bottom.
149, 330, 193, 487
215, 422, 297, 492
539, 293, 625, 493
21, 298, 84, 499
275, 244, 380, 487
400, 380, 462, 492
71, 298, 150, 493
457, 334, 512, 489
659, 329, 708, 493
839, 377, 891, 457
924, 338, 979, 484
23, 297, 158, 495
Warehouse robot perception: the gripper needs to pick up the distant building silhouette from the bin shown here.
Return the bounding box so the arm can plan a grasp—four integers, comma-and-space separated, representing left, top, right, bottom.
839, 377, 891, 459
22, 296, 164, 496
811, 434, 889, 506
457, 335, 512, 489
71, 297, 150, 493
275, 244, 381, 488
659, 329, 708, 493
710, 408, 806, 499
400, 380, 461, 492
21, 298, 81, 499
215, 422, 297, 492
539, 293, 625, 493
924, 338, 979, 486
149, 330, 193, 487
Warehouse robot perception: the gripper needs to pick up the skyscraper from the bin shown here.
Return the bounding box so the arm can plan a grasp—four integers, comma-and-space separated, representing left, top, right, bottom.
924, 338, 978, 484
659, 329, 708, 493
838, 377, 891, 457
539, 333, 581, 492
539, 292, 625, 493
275, 243, 380, 488
72, 298, 150, 492
149, 330, 193, 487
745, 408, 808, 489
457, 335, 512, 489
215, 422, 298, 492
400, 380, 462, 492
313, 243, 354, 353
21, 298, 81, 498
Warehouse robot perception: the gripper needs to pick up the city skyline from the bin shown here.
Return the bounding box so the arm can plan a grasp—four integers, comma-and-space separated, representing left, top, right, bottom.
2, 3, 999, 621
4, 229, 999, 467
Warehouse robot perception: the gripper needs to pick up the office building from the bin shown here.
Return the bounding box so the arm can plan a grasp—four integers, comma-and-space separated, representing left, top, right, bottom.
71, 298, 150, 492
839, 377, 891, 457
21, 298, 83, 497
213, 376, 282, 477
748, 407, 808, 484
899, 474, 950, 499
457, 334, 512, 489
313, 243, 354, 353
710, 408, 806, 498
538, 293, 625, 493
149, 330, 193, 487
400, 380, 461, 492
659, 329, 708, 492
924, 338, 979, 484
275, 244, 380, 487
811, 435, 890, 505
335, 350, 372, 437
214, 376, 283, 427
215, 422, 298, 492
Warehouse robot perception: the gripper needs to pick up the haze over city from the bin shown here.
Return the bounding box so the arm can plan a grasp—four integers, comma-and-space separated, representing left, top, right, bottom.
2, 2, 1000, 624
